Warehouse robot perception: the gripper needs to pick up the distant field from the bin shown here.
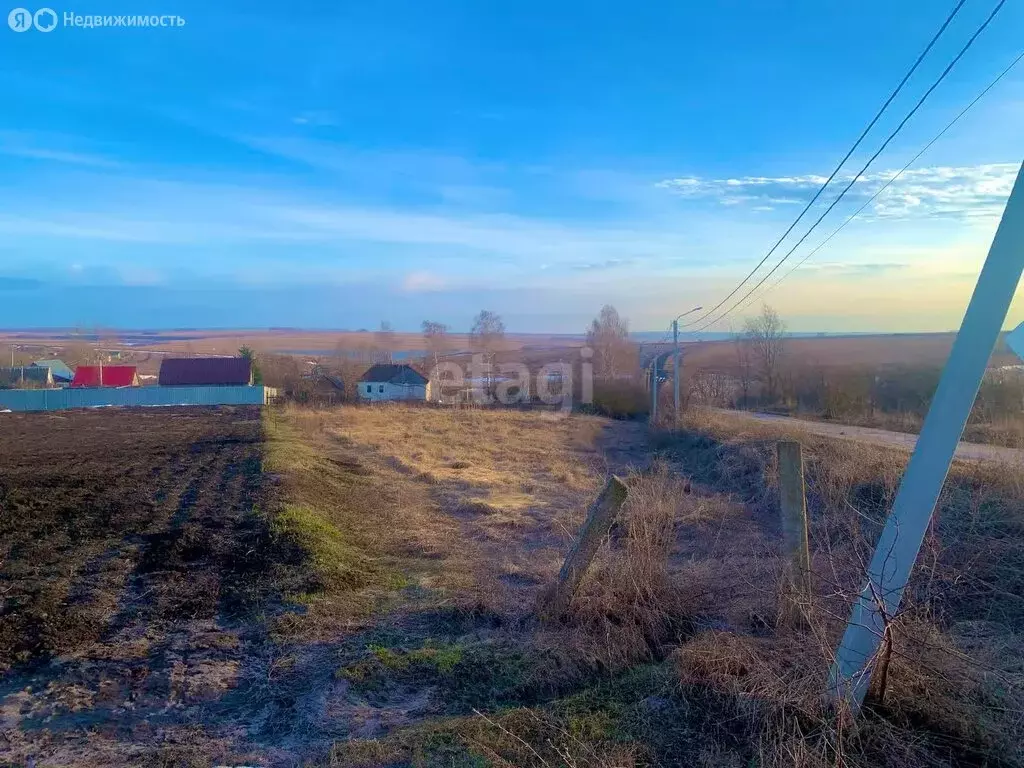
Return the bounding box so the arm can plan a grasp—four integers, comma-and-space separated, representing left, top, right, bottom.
682, 331, 1020, 372
3, 328, 1019, 371
0, 328, 582, 358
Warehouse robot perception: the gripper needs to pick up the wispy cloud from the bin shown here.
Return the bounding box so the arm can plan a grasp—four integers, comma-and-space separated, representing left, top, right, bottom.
290, 110, 341, 127
656, 163, 1019, 220
0, 131, 119, 167
570, 257, 639, 271
803, 262, 911, 276
0, 176, 714, 272
401, 271, 447, 292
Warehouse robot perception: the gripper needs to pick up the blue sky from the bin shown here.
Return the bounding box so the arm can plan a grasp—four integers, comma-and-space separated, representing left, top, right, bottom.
0, 0, 1022, 333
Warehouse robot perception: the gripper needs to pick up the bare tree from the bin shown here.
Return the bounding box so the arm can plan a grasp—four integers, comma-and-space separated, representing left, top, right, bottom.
734, 334, 753, 408
260, 353, 302, 394
743, 304, 786, 403
374, 321, 396, 363
62, 340, 95, 367
422, 320, 449, 370
422, 320, 449, 401
585, 305, 635, 379
333, 334, 354, 362
470, 310, 505, 390
689, 370, 731, 407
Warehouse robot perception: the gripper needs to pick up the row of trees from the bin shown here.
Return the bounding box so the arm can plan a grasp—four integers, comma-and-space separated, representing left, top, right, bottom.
328, 311, 508, 370
581, 302, 788, 395
255, 301, 797, 417
286, 305, 636, 386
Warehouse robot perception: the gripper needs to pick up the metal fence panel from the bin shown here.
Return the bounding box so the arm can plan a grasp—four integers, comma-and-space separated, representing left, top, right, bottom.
0, 386, 267, 412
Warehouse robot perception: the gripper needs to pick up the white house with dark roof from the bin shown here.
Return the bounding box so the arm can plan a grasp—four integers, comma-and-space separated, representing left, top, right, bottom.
358, 363, 429, 402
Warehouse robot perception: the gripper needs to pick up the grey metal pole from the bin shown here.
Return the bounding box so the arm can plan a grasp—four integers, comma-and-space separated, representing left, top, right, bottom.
651, 357, 658, 423
673, 320, 680, 426
828, 161, 1024, 709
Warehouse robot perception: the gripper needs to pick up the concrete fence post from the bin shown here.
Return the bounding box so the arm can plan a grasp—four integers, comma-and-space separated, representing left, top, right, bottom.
541, 475, 629, 619
828, 162, 1024, 711
777, 441, 811, 615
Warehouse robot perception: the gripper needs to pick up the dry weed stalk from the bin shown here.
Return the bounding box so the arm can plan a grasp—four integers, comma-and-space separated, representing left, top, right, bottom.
563, 464, 701, 670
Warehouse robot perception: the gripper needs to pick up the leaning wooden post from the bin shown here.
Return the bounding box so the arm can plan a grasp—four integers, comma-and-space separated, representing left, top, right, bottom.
541, 476, 629, 619
777, 441, 811, 617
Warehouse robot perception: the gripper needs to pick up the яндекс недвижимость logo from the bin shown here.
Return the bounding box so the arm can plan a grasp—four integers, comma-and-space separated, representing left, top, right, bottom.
7, 8, 184, 30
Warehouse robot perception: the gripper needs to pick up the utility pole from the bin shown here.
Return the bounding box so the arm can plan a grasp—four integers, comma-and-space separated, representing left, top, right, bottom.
673, 320, 680, 426
670, 306, 702, 427
650, 356, 658, 423
828, 162, 1024, 710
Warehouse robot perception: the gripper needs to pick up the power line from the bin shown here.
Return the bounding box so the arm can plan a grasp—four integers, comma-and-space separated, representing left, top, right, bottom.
736, 49, 1024, 314
677, 0, 969, 329
690, 0, 1009, 333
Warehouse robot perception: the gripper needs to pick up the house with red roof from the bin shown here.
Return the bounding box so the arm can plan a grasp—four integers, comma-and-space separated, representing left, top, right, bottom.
70, 365, 140, 388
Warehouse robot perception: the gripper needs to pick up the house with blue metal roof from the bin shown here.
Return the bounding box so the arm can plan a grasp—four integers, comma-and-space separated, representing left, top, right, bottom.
32, 359, 75, 385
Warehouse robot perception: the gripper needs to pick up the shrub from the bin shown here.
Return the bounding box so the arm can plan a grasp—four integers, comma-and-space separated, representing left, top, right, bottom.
585, 379, 649, 420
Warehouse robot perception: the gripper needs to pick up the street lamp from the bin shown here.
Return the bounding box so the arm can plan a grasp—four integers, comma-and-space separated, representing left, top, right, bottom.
672, 306, 704, 327
671, 307, 702, 424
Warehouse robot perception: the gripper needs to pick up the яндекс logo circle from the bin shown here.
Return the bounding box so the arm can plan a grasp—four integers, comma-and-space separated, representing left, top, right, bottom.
8, 7, 33, 31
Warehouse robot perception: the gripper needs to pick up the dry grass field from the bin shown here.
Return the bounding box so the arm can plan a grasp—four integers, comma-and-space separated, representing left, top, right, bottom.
682, 332, 1021, 373
0, 328, 570, 358
1, 403, 1023, 766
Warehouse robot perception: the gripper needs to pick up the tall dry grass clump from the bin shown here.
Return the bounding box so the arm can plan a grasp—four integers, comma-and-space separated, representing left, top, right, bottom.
560, 464, 704, 670
663, 408, 1024, 766
586, 379, 649, 420
675, 614, 1022, 767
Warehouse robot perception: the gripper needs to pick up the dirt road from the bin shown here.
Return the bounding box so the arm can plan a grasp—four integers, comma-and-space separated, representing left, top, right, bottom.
711, 408, 1024, 463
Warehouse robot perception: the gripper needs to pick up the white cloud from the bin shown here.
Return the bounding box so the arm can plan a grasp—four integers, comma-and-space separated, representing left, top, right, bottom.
657, 163, 1019, 220
401, 271, 447, 292
0, 178, 719, 271
290, 110, 340, 127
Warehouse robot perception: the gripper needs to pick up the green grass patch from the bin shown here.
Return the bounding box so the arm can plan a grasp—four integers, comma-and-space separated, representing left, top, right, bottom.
335, 636, 606, 715
338, 640, 469, 693
261, 410, 403, 622
369, 641, 464, 673
272, 504, 377, 592
328, 661, 697, 767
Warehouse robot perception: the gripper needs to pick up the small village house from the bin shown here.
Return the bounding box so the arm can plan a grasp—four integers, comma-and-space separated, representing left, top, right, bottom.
31, 359, 74, 385
158, 357, 253, 386
298, 365, 346, 404
358, 363, 429, 402
71, 365, 140, 388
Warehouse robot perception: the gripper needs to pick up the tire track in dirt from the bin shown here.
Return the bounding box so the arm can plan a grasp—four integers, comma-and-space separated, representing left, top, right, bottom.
62, 451, 200, 635
0, 408, 268, 766
103, 454, 209, 635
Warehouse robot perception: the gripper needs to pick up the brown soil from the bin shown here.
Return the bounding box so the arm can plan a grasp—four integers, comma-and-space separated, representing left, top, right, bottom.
0, 407, 276, 766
